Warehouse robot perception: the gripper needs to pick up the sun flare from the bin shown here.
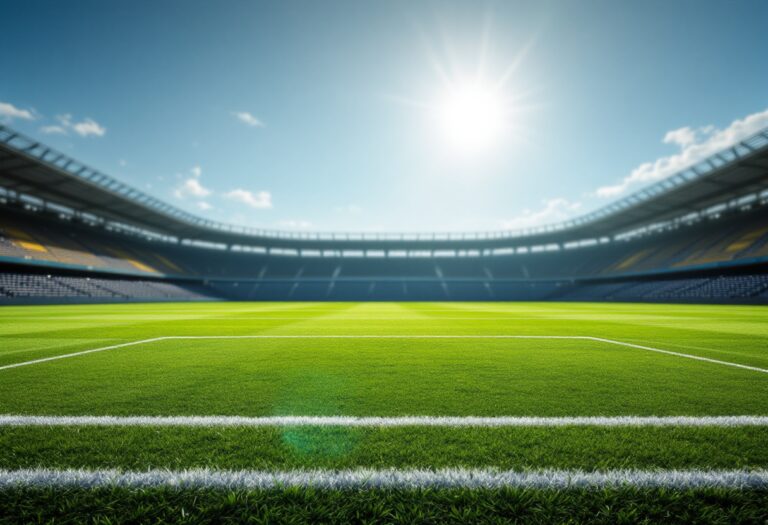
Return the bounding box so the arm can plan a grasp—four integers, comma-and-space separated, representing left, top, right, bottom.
435, 81, 507, 155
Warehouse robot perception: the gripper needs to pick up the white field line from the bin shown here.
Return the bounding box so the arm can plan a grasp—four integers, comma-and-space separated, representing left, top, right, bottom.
0, 338, 167, 372
1, 468, 767, 489
1, 335, 767, 374
587, 337, 768, 374
2, 415, 767, 428
195, 317, 552, 322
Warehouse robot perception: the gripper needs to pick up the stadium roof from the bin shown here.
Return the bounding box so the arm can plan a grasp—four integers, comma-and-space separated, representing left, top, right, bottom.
1, 124, 767, 251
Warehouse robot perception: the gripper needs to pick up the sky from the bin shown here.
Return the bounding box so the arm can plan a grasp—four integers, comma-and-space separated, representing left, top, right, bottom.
2, 0, 768, 233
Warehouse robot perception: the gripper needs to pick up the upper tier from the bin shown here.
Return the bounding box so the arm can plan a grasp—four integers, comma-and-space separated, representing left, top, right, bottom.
2, 205, 767, 281
1, 124, 767, 251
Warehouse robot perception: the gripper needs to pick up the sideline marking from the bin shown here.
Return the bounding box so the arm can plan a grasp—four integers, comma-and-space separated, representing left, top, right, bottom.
1, 335, 766, 374
1, 415, 767, 428
0, 468, 766, 489
0, 338, 166, 372
587, 337, 768, 374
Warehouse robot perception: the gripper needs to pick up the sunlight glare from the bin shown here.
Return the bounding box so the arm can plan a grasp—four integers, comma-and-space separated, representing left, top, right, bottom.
436, 81, 507, 155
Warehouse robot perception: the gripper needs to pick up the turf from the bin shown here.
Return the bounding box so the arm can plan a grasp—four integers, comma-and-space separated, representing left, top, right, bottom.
3, 337, 767, 416
0, 301, 767, 522
1, 426, 767, 471
3, 486, 767, 525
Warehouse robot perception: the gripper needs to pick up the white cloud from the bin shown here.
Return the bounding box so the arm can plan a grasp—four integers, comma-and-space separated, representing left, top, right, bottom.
173, 166, 208, 199
232, 111, 264, 127
119, 159, 128, 167
71, 118, 106, 137
51, 114, 106, 138
40, 125, 67, 135
174, 178, 211, 199
597, 108, 768, 198
224, 188, 272, 209
0, 102, 106, 139
662, 127, 697, 148
196, 201, 212, 211
0, 101, 34, 121
501, 198, 582, 230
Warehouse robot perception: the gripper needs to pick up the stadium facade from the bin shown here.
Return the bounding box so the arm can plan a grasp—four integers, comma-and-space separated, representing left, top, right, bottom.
1, 124, 768, 304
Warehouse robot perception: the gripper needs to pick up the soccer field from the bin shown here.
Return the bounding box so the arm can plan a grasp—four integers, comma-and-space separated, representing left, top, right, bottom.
1, 301, 767, 522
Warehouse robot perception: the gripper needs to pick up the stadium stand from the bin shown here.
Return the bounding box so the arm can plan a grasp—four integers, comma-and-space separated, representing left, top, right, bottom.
0, 272, 213, 303
550, 274, 768, 303
1, 124, 767, 304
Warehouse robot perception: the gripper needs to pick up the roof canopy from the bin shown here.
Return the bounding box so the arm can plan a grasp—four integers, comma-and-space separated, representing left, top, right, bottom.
1, 124, 767, 250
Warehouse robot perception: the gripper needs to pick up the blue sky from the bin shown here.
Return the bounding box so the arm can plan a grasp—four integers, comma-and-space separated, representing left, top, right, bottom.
2, 0, 767, 232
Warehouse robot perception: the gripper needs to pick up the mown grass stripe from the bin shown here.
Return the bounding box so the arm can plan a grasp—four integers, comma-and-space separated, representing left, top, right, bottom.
1, 468, 767, 489
2, 415, 767, 427
3, 334, 767, 374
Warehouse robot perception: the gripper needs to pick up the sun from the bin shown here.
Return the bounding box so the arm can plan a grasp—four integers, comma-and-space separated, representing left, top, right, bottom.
386, 25, 535, 160
435, 81, 507, 155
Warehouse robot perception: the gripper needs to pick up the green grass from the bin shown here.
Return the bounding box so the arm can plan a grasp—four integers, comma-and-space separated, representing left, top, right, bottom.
0, 301, 767, 523
1, 426, 767, 471
3, 337, 767, 416
3, 487, 768, 525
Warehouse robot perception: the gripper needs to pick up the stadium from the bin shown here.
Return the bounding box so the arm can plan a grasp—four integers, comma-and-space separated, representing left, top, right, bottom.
2, 124, 768, 304
1, 2, 768, 523
2, 123, 768, 521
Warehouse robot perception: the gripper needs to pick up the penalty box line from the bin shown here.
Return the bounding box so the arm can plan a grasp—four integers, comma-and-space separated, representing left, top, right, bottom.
1, 468, 767, 489
1, 415, 767, 428
0, 335, 767, 374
